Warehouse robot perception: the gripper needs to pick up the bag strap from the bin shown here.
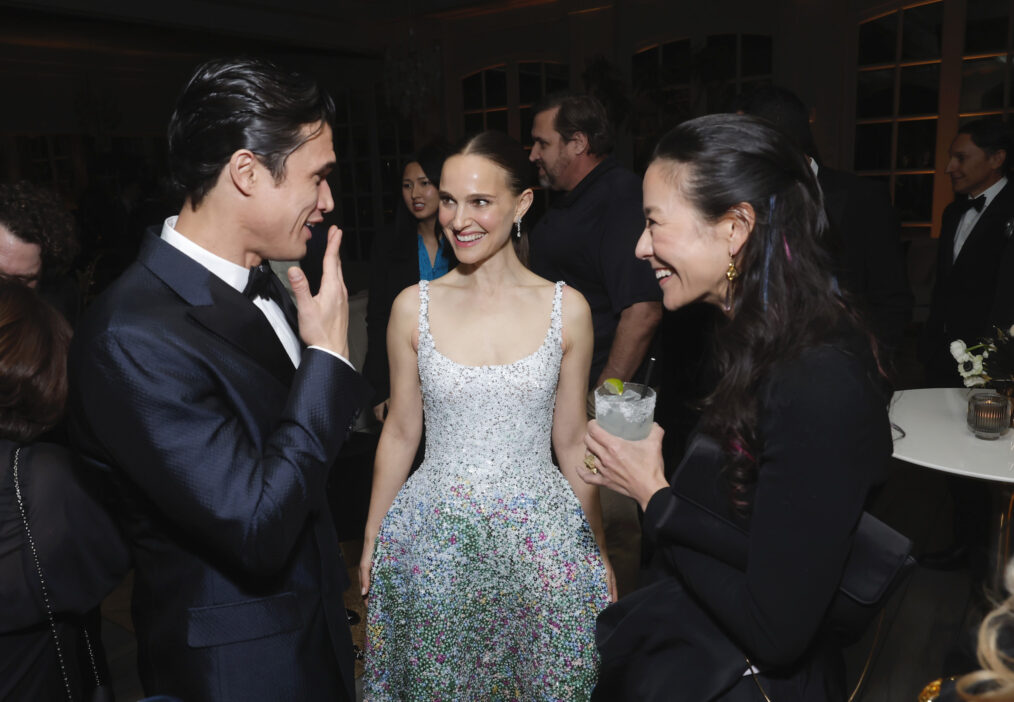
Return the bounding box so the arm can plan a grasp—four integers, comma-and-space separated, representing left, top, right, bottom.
11, 445, 103, 701
745, 608, 885, 702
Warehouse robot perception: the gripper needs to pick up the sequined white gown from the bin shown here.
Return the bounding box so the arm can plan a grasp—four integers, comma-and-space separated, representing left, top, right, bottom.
363, 280, 610, 701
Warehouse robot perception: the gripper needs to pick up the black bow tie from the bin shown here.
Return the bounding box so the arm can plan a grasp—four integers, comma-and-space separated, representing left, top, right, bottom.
956, 194, 987, 214
243, 263, 284, 307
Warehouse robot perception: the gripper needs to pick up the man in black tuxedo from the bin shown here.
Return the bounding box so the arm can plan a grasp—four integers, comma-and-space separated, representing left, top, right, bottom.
920, 120, 1014, 573
68, 58, 372, 701
739, 86, 913, 366
923, 119, 1014, 386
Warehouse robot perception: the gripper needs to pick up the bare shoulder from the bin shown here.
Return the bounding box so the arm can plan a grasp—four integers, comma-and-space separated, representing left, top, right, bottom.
560, 284, 592, 324
559, 283, 592, 352
390, 283, 422, 324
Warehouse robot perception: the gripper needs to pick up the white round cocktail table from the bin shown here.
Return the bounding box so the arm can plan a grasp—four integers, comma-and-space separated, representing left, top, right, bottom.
890, 387, 1014, 593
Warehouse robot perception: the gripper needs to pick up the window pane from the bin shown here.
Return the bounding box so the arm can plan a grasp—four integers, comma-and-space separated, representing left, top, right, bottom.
859, 13, 898, 66
961, 56, 1007, 112
546, 63, 570, 93
341, 196, 356, 224
857, 69, 895, 118
894, 174, 934, 221
854, 122, 893, 171
352, 125, 370, 159
463, 112, 484, 135
357, 196, 374, 228
633, 47, 659, 92
339, 163, 354, 191
965, 0, 1009, 55
519, 63, 542, 105
354, 160, 371, 189
741, 34, 772, 77
898, 64, 939, 116
703, 34, 737, 81
520, 107, 534, 146
896, 119, 937, 170
484, 67, 507, 108
379, 159, 399, 190
659, 87, 693, 123
661, 39, 692, 84
334, 126, 349, 153
462, 72, 483, 111
485, 109, 508, 133
901, 2, 942, 61
378, 133, 396, 157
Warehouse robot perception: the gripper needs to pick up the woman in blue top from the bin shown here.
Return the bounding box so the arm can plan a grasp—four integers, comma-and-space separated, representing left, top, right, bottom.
365, 141, 456, 423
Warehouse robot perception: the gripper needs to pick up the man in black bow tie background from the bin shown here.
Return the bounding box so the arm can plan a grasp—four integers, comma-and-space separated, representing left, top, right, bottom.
919, 119, 1014, 574
68, 57, 372, 701
922, 119, 1014, 387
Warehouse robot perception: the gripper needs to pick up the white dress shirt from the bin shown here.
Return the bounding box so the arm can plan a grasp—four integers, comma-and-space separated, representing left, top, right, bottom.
953, 176, 1008, 262
160, 217, 352, 369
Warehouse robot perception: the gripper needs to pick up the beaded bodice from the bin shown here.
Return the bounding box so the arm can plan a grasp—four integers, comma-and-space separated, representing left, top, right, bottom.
415, 280, 564, 487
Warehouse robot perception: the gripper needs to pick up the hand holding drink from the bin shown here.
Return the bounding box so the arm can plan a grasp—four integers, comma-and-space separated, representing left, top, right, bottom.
582, 379, 667, 506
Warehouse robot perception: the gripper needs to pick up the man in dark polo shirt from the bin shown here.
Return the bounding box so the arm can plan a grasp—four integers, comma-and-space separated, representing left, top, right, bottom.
529, 92, 662, 389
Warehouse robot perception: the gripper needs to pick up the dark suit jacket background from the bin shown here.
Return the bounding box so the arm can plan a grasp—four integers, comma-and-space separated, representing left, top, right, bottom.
69, 233, 372, 702
818, 167, 913, 363
364, 214, 455, 407
0, 440, 129, 701
922, 181, 1014, 385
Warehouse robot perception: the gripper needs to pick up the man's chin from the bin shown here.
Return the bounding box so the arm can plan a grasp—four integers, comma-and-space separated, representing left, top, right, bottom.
538, 174, 552, 189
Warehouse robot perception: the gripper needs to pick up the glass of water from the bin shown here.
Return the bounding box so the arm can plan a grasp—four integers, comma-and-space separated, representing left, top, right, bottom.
594, 383, 656, 440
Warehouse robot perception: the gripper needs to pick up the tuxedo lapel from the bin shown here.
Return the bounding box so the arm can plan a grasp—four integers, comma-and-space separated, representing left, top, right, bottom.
270, 273, 302, 343
938, 205, 961, 279
138, 233, 296, 387
952, 183, 1014, 273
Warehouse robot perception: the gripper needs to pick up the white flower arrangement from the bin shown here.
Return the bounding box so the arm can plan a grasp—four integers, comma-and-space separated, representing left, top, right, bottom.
952, 325, 1014, 389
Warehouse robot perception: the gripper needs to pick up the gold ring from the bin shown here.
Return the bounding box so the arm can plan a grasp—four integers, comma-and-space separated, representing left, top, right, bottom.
584, 454, 599, 474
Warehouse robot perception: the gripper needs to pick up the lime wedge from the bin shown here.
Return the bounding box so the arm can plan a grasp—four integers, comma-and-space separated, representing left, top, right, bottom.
602, 378, 624, 395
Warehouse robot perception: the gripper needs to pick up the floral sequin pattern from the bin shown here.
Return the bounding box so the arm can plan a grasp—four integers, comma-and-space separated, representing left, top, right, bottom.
364, 280, 610, 701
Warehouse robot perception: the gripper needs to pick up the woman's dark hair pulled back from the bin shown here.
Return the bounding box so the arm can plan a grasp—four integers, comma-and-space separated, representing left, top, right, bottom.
168, 57, 336, 207
454, 130, 534, 264
652, 114, 862, 512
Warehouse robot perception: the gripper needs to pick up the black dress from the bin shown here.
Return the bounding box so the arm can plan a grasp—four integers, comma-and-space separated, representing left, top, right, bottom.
595, 339, 893, 701
0, 440, 129, 700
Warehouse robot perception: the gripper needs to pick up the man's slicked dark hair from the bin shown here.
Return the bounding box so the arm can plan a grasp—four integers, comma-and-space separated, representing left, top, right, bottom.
532, 91, 614, 156
168, 57, 336, 207
959, 118, 1013, 174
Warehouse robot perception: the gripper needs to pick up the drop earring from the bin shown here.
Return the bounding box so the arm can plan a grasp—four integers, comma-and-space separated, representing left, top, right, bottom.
515, 218, 522, 239
724, 258, 739, 312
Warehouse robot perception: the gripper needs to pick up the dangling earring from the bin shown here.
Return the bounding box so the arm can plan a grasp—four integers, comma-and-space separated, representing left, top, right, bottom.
515, 218, 522, 239
724, 258, 739, 312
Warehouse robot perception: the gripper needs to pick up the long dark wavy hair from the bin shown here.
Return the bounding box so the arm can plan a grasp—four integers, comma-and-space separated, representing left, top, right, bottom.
652, 114, 872, 512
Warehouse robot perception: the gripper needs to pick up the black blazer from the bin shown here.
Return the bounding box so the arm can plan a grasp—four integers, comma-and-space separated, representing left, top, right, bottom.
68, 233, 372, 702
0, 440, 129, 701
922, 181, 1014, 385
818, 167, 913, 359
595, 342, 892, 701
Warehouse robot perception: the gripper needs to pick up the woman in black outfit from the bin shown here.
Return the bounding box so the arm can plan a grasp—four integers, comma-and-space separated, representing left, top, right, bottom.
580, 114, 893, 701
364, 141, 455, 424
0, 281, 129, 700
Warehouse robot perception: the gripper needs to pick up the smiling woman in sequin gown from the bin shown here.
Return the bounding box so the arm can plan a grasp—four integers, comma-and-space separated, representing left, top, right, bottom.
360, 131, 615, 701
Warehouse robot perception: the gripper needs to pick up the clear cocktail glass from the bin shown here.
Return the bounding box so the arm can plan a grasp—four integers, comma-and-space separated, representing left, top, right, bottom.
594, 382, 656, 440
